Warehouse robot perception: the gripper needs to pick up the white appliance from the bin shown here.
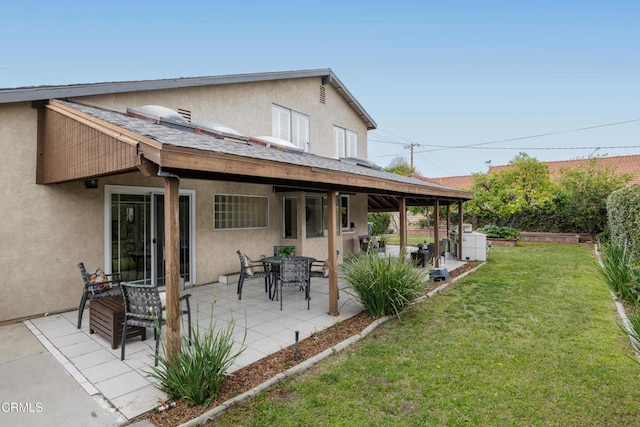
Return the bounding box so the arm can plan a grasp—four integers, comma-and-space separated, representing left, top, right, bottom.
459, 232, 487, 262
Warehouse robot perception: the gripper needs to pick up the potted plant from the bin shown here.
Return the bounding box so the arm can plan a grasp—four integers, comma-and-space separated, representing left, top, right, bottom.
377, 235, 387, 254
277, 246, 296, 258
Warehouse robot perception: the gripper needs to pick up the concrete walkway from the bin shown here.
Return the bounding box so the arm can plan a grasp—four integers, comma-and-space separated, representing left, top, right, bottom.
0, 322, 124, 426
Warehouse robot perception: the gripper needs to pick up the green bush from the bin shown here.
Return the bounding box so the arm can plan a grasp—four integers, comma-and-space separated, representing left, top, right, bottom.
597, 242, 639, 305
147, 308, 246, 406
477, 225, 520, 240
341, 252, 427, 319
368, 212, 391, 236
607, 184, 640, 264
624, 308, 640, 355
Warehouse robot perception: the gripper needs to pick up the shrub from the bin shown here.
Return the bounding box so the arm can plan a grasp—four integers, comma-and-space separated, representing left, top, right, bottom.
477, 225, 520, 240
341, 252, 427, 319
597, 242, 639, 305
147, 307, 246, 406
607, 184, 640, 264
368, 212, 391, 236
624, 308, 640, 355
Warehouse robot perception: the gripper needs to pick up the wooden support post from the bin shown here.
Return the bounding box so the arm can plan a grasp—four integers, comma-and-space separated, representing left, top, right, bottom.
327, 191, 339, 316
164, 176, 181, 363
399, 197, 407, 255
434, 200, 440, 268
458, 201, 464, 260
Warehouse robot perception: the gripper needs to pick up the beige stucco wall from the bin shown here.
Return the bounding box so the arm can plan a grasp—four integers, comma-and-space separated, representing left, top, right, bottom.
74, 77, 368, 159
0, 76, 371, 323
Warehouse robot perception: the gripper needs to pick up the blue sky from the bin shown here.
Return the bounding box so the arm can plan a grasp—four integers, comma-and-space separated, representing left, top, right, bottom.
2, 1, 639, 177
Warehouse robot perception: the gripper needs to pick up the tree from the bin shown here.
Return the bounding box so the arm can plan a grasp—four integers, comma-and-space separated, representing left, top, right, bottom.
554, 157, 631, 235
466, 153, 556, 226
384, 157, 416, 176
368, 212, 391, 235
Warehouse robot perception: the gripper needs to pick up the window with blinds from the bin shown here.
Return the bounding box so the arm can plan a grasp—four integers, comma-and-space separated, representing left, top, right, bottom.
333, 126, 358, 158
272, 104, 309, 151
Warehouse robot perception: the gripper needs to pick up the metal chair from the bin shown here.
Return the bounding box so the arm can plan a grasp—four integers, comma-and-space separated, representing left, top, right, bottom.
236, 250, 270, 300
76, 262, 122, 329
277, 257, 311, 310
439, 238, 448, 265
309, 259, 339, 300
120, 282, 192, 366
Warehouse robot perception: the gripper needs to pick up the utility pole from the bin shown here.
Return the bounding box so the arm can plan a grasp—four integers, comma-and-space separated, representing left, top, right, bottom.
405, 143, 416, 170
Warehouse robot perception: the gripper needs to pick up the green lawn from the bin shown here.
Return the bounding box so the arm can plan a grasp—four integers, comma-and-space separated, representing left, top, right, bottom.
210, 243, 640, 426
385, 234, 433, 245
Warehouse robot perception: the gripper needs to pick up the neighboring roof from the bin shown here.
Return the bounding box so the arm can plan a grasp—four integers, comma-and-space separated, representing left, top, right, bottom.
415, 154, 640, 190
411, 174, 474, 190
41, 100, 471, 210
0, 68, 377, 129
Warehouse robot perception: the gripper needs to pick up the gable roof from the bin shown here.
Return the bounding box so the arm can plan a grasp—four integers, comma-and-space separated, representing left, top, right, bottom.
39, 100, 471, 211
415, 154, 640, 190
0, 68, 377, 130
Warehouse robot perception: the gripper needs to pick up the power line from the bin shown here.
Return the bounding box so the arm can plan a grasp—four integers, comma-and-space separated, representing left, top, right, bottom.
369, 117, 640, 158
373, 144, 640, 158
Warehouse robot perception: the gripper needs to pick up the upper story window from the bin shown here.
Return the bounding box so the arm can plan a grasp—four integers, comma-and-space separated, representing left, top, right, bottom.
272, 104, 309, 151
333, 126, 358, 158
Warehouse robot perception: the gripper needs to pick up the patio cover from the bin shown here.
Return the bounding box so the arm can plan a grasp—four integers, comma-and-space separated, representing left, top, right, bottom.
35, 99, 472, 359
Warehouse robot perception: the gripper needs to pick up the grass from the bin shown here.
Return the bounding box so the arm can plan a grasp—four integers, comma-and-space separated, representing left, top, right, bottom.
384, 234, 433, 245
208, 243, 640, 426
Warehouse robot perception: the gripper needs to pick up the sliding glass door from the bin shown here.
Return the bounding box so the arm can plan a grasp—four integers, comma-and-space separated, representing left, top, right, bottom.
108, 187, 193, 288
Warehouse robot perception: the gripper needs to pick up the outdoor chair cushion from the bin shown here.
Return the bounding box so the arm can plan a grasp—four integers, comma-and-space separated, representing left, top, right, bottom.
88, 268, 112, 295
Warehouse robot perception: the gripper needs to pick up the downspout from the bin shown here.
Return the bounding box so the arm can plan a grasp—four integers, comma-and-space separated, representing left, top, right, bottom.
157, 166, 181, 188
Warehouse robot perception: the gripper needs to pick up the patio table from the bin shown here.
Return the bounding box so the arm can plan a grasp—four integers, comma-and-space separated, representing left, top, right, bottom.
261, 256, 317, 300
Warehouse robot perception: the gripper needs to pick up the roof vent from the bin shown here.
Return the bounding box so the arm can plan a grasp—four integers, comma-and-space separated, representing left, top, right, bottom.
320, 86, 326, 104
127, 105, 188, 123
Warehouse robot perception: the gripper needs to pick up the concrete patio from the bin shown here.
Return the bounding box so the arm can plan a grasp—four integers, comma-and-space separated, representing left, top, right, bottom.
19, 246, 465, 424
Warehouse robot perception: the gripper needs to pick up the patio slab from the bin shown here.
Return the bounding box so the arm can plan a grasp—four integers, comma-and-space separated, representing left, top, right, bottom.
16, 246, 465, 424
22, 274, 363, 423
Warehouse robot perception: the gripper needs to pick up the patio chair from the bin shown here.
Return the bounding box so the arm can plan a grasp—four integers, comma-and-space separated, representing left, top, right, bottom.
439, 238, 448, 265
236, 250, 270, 300
120, 282, 192, 366
309, 259, 339, 299
77, 262, 123, 329
277, 257, 311, 310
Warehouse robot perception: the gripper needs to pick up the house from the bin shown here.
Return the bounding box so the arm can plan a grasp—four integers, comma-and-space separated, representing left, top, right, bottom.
0, 69, 472, 324
415, 154, 640, 190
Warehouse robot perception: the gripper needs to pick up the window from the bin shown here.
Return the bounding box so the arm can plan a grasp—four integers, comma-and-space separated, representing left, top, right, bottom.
283, 197, 297, 238
272, 104, 309, 151
333, 126, 358, 158
305, 195, 343, 237
340, 195, 351, 231
214, 194, 269, 229
305, 196, 326, 238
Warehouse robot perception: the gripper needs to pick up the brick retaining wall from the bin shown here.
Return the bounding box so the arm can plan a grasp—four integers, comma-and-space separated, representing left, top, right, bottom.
519, 232, 580, 244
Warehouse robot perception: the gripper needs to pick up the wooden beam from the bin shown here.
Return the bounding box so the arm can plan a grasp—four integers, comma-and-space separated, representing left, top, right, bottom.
458, 201, 464, 259
164, 176, 181, 363
327, 191, 339, 316
434, 200, 440, 268
399, 197, 407, 254
137, 157, 158, 177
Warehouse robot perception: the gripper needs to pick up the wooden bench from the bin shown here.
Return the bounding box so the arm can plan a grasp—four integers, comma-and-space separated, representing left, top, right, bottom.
89, 296, 146, 349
